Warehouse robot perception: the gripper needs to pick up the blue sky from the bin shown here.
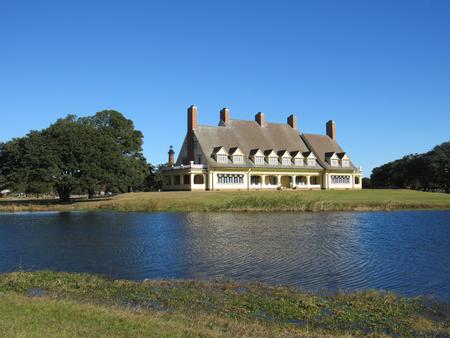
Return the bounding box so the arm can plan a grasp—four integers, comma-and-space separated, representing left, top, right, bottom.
1, 0, 449, 175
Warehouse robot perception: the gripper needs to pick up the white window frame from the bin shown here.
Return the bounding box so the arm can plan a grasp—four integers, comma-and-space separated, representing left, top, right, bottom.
282, 157, 291, 165
254, 156, 264, 165
295, 158, 304, 166
268, 157, 278, 165
233, 155, 244, 164
217, 154, 228, 164
307, 158, 316, 166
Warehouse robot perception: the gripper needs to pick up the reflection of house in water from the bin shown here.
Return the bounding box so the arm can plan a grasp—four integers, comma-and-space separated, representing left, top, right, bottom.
162, 106, 362, 191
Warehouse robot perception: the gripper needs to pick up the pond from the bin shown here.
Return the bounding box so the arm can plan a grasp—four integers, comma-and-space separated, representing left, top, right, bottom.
0, 210, 449, 301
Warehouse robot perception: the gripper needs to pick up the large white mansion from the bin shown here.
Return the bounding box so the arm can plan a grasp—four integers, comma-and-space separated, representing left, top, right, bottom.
162, 106, 362, 191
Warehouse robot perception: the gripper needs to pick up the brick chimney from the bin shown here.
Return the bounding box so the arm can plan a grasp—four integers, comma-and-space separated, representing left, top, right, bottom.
287, 114, 297, 129
168, 145, 175, 167
220, 108, 230, 124
187, 105, 198, 163
255, 112, 265, 127
326, 120, 336, 140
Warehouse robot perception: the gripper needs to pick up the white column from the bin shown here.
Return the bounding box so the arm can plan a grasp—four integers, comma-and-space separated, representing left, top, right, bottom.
292, 175, 296, 188
262, 174, 266, 188
277, 175, 281, 188
306, 175, 311, 188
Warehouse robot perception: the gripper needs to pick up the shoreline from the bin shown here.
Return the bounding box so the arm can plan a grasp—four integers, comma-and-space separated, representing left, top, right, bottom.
0, 189, 449, 213
0, 271, 448, 337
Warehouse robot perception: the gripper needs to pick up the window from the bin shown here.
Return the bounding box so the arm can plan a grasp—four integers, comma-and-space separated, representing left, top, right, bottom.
307, 158, 316, 166
266, 176, 277, 185
194, 175, 204, 184
233, 155, 244, 164
282, 157, 291, 165
217, 174, 244, 184
268, 157, 278, 165
217, 154, 228, 163
331, 159, 339, 166
174, 176, 181, 185
331, 175, 351, 184
355, 176, 360, 184
342, 159, 349, 167
295, 176, 306, 185
295, 158, 304, 166
254, 156, 264, 165
310, 176, 320, 185
251, 176, 261, 185
183, 175, 190, 184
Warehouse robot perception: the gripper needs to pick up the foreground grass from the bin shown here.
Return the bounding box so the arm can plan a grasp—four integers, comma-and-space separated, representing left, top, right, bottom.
1, 189, 450, 212
0, 271, 448, 337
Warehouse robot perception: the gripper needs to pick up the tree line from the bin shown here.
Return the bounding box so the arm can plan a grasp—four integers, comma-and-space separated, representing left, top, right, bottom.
368, 142, 450, 193
0, 111, 163, 201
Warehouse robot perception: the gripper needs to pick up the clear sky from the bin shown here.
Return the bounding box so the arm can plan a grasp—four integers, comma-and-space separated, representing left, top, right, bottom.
1, 0, 449, 175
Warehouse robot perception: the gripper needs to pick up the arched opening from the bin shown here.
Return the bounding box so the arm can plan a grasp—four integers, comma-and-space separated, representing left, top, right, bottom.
310, 176, 320, 185
295, 176, 307, 186
194, 174, 204, 185
280, 176, 292, 188
183, 175, 190, 185
250, 175, 262, 186
265, 176, 278, 186
355, 176, 360, 184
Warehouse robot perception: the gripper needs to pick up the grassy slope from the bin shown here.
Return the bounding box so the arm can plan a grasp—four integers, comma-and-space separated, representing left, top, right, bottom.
1, 189, 450, 212
0, 271, 448, 337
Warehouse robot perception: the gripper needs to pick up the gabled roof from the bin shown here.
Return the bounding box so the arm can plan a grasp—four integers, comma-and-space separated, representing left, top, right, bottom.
303, 151, 316, 158
277, 150, 291, 157
229, 147, 244, 155
301, 134, 358, 171
249, 148, 264, 157
193, 119, 318, 168
325, 152, 339, 159
290, 151, 304, 158
212, 146, 227, 155
264, 149, 277, 157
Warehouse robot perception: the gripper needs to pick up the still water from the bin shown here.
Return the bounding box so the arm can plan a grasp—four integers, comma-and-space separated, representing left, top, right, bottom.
0, 211, 449, 300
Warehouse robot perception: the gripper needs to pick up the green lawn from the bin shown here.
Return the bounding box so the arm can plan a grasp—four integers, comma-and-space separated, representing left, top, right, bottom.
1, 189, 449, 212
0, 271, 448, 337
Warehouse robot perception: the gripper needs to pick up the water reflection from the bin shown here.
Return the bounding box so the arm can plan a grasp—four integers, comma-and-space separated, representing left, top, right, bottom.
0, 210, 449, 300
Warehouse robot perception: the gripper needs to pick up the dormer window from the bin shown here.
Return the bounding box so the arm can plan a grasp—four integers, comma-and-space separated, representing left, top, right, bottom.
278, 150, 291, 166
269, 157, 278, 165
217, 154, 228, 163
291, 151, 304, 166
304, 152, 317, 166
282, 158, 291, 165
229, 147, 244, 164
233, 155, 244, 164
254, 156, 264, 165
337, 153, 350, 167
250, 149, 265, 165
264, 150, 278, 166
213, 146, 229, 164
326, 152, 339, 167
295, 158, 304, 166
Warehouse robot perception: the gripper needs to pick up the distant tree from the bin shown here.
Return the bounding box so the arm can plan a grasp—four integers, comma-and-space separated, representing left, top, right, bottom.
371, 141, 450, 193
0, 111, 150, 202
362, 177, 372, 189
142, 163, 165, 191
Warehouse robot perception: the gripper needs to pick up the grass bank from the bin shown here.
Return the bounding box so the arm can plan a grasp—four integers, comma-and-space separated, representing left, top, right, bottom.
0, 271, 448, 337
0, 189, 449, 212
